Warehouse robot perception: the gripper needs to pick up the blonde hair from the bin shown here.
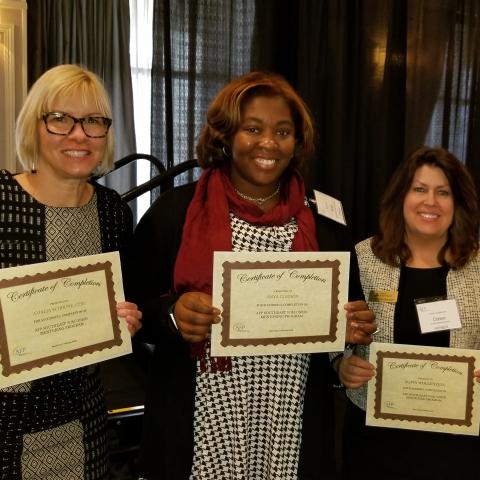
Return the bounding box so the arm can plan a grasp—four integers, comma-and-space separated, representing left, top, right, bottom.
15, 64, 114, 174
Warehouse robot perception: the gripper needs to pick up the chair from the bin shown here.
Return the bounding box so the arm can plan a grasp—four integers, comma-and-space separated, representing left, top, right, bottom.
120, 158, 198, 202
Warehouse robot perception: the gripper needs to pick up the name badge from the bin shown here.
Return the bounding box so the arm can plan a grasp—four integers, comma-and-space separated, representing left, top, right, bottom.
368, 290, 398, 303
312, 190, 347, 225
415, 297, 462, 334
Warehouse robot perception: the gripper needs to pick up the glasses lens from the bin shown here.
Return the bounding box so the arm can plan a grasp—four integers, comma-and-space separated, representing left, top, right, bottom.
45, 113, 74, 134
82, 117, 111, 137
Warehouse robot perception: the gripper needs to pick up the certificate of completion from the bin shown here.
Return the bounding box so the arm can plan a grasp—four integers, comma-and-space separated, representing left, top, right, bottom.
366, 342, 480, 435
0, 252, 131, 388
211, 251, 350, 356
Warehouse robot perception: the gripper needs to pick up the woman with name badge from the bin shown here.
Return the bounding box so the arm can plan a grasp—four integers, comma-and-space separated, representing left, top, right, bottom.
336, 146, 480, 480
0, 64, 142, 479
128, 71, 376, 480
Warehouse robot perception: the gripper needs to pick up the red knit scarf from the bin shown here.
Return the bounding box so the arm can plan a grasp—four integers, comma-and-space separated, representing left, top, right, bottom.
174, 166, 318, 293
173, 165, 319, 370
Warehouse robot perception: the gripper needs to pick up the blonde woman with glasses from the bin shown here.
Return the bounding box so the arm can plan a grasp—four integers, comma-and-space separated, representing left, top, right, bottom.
1, 64, 142, 479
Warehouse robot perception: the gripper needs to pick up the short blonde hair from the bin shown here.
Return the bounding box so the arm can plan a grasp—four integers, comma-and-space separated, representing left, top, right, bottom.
15, 64, 114, 174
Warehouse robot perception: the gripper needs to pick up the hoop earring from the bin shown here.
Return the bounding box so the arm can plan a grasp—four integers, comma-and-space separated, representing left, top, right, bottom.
222, 145, 231, 157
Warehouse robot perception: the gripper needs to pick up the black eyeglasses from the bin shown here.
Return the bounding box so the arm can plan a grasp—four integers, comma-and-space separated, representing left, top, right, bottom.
42, 112, 112, 138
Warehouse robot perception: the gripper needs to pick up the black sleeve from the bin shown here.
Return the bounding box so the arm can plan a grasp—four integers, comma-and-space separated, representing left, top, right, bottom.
118, 199, 134, 267
347, 243, 364, 301
312, 205, 365, 302
94, 181, 134, 254
123, 183, 195, 344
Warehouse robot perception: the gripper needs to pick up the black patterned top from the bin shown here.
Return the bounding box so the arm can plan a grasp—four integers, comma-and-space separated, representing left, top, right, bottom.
0, 170, 132, 480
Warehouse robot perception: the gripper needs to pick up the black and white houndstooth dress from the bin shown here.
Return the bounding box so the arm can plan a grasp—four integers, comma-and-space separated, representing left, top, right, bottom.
190, 212, 310, 480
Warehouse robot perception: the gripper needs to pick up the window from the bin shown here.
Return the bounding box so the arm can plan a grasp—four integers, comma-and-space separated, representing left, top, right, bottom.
129, 0, 154, 223
129, 0, 255, 221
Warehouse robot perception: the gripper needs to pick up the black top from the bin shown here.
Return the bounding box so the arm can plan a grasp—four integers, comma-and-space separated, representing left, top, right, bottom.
127, 181, 363, 480
394, 264, 450, 347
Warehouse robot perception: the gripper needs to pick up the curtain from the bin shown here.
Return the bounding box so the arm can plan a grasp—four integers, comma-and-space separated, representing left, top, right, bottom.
27, 0, 137, 196
254, 0, 480, 242
148, 0, 480, 241
294, 1, 406, 242
150, 0, 255, 187
253, 0, 410, 241
418, 1, 480, 193
405, 1, 452, 155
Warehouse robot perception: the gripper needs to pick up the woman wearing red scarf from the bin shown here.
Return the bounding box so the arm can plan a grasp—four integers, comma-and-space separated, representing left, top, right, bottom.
129, 72, 375, 480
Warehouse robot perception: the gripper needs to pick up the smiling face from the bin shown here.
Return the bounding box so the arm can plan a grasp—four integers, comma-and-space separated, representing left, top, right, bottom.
37, 93, 108, 182
403, 164, 454, 245
230, 95, 296, 196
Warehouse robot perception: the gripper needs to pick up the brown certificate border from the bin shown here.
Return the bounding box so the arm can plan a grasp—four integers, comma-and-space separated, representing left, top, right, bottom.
220, 260, 340, 347
0, 261, 121, 377
374, 351, 476, 426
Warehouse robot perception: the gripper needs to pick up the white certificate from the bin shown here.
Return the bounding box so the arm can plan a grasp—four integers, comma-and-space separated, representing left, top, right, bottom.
366, 342, 480, 435
0, 252, 131, 388
211, 251, 350, 356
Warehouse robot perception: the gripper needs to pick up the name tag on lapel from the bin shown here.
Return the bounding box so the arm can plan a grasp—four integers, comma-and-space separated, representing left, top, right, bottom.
368, 290, 398, 303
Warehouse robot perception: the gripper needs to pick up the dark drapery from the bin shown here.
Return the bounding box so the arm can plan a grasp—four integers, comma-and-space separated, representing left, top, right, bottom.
27, 0, 137, 195
426, 2, 480, 196
254, 0, 480, 242
293, 0, 409, 242
149, 0, 480, 241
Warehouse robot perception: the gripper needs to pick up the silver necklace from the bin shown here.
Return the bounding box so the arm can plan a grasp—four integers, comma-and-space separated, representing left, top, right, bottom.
235, 184, 280, 205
